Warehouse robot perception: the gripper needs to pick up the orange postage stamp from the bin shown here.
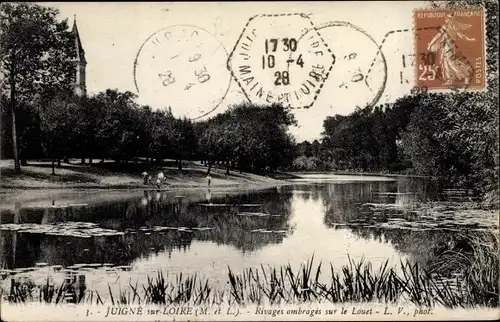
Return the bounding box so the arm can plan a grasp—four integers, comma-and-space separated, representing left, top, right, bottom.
414, 8, 485, 91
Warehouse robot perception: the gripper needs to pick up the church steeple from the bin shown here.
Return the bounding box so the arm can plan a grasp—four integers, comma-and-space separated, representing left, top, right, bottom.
72, 15, 87, 97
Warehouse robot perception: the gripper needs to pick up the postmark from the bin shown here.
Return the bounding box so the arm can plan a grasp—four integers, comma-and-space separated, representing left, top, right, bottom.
227, 13, 336, 109
413, 8, 485, 91
133, 25, 231, 120
300, 21, 388, 109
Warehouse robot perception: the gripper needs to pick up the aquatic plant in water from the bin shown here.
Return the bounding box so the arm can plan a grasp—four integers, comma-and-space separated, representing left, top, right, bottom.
3, 245, 498, 308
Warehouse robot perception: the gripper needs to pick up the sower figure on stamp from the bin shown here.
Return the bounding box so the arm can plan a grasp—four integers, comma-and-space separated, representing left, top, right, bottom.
427, 14, 476, 86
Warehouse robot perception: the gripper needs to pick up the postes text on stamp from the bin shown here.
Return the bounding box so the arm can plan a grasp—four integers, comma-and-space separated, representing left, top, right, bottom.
227, 13, 336, 109
414, 8, 485, 91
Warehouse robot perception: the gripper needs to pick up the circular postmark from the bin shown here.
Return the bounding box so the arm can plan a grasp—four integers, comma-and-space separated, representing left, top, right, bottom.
299, 21, 388, 109
287, 20, 388, 140
133, 25, 231, 120
227, 13, 336, 109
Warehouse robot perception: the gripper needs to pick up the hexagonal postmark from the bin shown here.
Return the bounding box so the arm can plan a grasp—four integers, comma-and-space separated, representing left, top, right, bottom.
227, 13, 336, 109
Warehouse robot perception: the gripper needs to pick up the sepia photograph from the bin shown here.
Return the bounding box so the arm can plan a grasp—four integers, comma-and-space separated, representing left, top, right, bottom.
0, 1, 498, 321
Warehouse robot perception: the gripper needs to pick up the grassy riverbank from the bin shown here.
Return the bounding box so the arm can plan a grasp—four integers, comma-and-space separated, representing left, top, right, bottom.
3, 242, 498, 308
0, 159, 284, 190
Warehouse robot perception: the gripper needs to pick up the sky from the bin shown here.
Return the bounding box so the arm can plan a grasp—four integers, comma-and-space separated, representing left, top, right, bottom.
43, 1, 428, 142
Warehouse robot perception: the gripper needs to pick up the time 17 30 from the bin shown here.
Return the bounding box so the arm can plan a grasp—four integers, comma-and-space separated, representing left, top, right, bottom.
265, 38, 298, 53
262, 38, 304, 86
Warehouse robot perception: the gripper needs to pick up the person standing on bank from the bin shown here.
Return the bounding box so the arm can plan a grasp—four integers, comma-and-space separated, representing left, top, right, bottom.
206, 173, 211, 188
206, 188, 212, 205
157, 171, 165, 189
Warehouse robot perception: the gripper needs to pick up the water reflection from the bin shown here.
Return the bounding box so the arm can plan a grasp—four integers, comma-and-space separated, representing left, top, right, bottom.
0, 179, 496, 285
0, 187, 294, 269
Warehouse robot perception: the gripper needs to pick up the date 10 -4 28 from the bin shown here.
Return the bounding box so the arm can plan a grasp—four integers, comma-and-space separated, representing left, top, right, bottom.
261, 38, 304, 86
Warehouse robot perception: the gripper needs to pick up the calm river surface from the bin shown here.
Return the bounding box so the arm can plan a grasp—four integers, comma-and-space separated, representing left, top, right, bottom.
0, 175, 495, 293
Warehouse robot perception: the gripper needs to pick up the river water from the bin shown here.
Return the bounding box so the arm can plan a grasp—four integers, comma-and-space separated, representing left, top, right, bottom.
0, 175, 497, 297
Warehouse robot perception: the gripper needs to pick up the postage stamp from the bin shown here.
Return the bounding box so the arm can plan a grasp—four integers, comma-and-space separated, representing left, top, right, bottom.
133, 25, 231, 119
227, 13, 336, 109
413, 8, 486, 91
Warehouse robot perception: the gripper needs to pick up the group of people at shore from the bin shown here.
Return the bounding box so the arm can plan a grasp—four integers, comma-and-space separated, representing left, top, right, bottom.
142, 171, 165, 188
141, 171, 212, 189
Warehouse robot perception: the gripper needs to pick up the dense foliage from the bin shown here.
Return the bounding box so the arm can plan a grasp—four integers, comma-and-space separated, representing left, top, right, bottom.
1, 89, 297, 174
293, 88, 498, 197
0, 2, 76, 173
199, 102, 296, 173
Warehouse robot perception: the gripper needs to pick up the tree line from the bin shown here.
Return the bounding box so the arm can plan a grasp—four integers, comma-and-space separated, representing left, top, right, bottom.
0, 2, 297, 175
293, 91, 498, 197
293, 0, 498, 199
1, 89, 297, 174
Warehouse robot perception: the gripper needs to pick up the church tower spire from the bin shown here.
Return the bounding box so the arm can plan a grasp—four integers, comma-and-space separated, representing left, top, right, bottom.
72, 15, 87, 97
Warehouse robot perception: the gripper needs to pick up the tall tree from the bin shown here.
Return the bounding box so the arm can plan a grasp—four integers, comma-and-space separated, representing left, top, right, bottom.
0, 3, 75, 173
430, 0, 499, 199
37, 92, 77, 174
93, 90, 142, 163
147, 109, 175, 164
171, 118, 197, 170
400, 94, 474, 188
197, 103, 296, 174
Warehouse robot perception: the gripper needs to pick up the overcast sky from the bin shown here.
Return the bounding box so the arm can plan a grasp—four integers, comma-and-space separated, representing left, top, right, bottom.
43, 1, 426, 141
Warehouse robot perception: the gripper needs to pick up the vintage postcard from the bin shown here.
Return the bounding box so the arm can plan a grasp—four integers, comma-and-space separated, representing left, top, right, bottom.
0, 1, 498, 321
